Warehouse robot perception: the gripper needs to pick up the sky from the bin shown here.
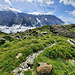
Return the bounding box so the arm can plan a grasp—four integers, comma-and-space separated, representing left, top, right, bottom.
0, 0, 75, 24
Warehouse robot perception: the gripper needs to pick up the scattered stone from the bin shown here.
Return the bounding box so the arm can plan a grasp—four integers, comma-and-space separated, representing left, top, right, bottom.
27, 61, 34, 68
28, 67, 31, 70
28, 31, 37, 36
37, 65, 52, 75
24, 69, 28, 71
69, 39, 75, 44
38, 33, 43, 37
16, 53, 22, 59
12, 43, 56, 75
0, 38, 6, 44
41, 31, 48, 35
23, 36, 27, 39
67, 39, 75, 45
69, 59, 75, 65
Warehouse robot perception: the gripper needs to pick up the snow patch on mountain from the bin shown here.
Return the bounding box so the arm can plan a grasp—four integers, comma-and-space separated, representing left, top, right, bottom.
36, 18, 41, 23
45, 18, 47, 21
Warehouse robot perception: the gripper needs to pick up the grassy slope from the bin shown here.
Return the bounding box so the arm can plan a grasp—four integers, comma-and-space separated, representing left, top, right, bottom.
0, 25, 55, 75
0, 25, 75, 75
33, 35, 75, 75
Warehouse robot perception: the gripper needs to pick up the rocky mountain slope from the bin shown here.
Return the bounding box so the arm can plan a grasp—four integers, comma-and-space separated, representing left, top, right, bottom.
0, 11, 64, 27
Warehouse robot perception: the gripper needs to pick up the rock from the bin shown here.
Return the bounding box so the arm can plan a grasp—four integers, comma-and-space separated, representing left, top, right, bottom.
28, 67, 31, 70
23, 36, 27, 39
25, 29, 31, 33
38, 33, 43, 37
37, 64, 52, 75
28, 31, 37, 36
38, 62, 47, 66
69, 59, 75, 65
69, 39, 75, 44
69, 24, 75, 28
41, 31, 48, 35
20, 62, 28, 69
50, 25, 75, 38
16, 53, 22, 59
67, 39, 75, 45
24, 69, 28, 71
27, 61, 34, 68
0, 38, 5, 44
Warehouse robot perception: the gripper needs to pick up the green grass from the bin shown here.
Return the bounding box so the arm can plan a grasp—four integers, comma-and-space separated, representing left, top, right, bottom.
0, 25, 75, 75
24, 70, 32, 75
33, 55, 75, 75
32, 35, 75, 75
0, 25, 54, 75
70, 28, 75, 32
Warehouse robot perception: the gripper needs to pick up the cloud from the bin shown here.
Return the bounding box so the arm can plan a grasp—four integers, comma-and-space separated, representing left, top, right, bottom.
69, 10, 75, 16
65, 11, 69, 12
5, 0, 12, 5
59, 0, 75, 7
12, 0, 54, 5
28, 12, 43, 15
0, 4, 22, 12
59, 16, 75, 24
8, 7, 22, 12
28, 11, 54, 15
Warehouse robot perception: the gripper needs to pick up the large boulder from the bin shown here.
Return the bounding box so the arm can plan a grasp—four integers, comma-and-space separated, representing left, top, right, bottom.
0, 38, 6, 44
50, 25, 75, 38
38, 62, 47, 66
37, 65, 52, 75
69, 24, 75, 28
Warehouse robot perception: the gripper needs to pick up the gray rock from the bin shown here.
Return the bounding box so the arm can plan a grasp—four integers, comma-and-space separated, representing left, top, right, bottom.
27, 61, 34, 68
50, 25, 75, 38
41, 31, 48, 35
16, 53, 22, 59
69, 24, 75, 28
0, 38, 5, 44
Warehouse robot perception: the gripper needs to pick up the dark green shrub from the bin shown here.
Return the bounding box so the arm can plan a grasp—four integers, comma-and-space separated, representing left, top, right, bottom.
32, 40, 39, 43
2, 36, 15, 41
29, 44, 44, 52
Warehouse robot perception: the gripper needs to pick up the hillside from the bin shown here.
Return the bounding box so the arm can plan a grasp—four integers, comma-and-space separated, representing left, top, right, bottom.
0, 24, 75, 75
0, 11, 64, 27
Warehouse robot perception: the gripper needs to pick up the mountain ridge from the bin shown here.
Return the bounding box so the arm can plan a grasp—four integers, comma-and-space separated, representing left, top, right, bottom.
0, 10, 64, 27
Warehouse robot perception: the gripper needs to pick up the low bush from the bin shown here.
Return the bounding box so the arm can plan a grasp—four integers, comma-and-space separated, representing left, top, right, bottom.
2, 36, 15, 41
29, 44, 44, 52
